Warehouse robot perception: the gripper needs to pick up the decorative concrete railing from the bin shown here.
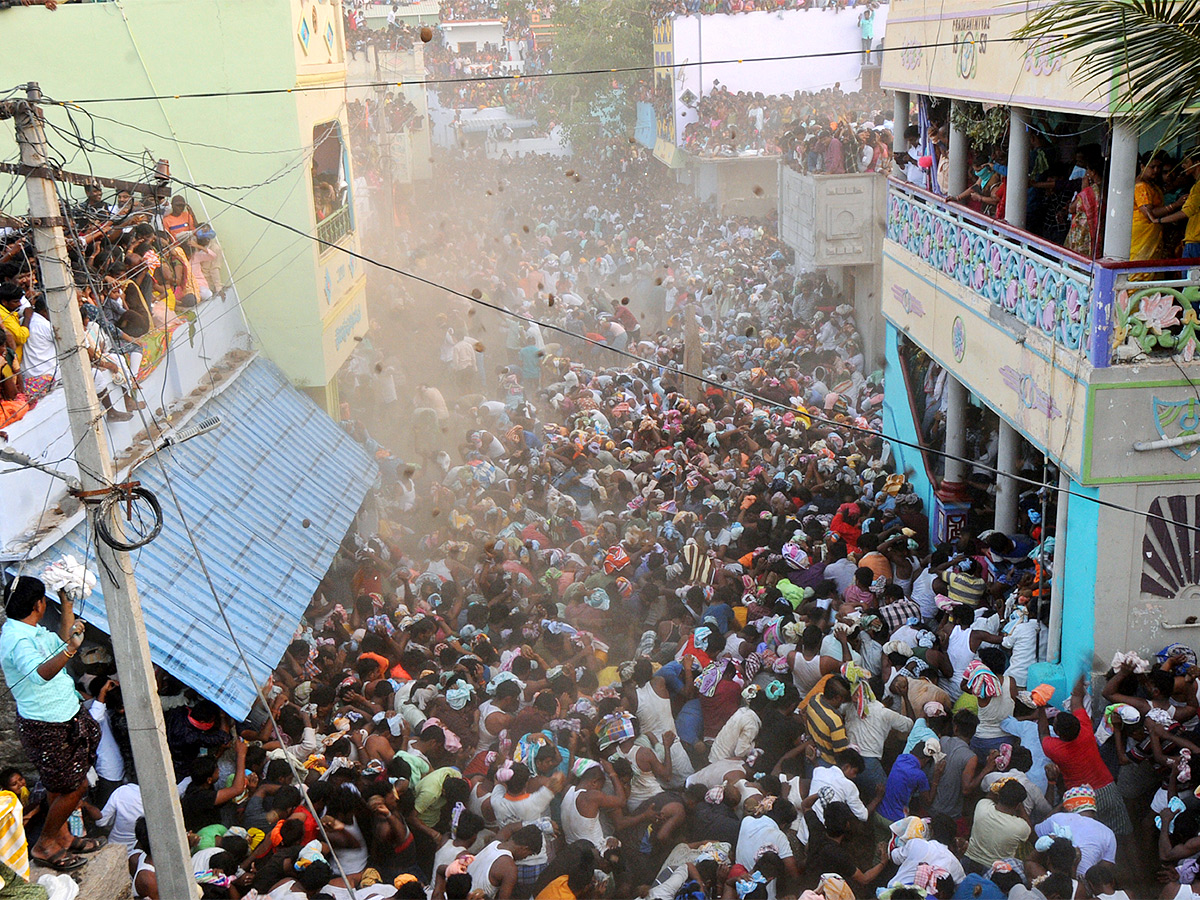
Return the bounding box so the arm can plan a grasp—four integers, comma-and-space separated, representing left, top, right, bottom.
1093, 265, 1200, 365
317, 204, 353, 248
886, 178, 1094, 355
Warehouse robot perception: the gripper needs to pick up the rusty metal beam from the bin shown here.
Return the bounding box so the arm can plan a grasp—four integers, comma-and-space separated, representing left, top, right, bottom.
0, 161, 169, 195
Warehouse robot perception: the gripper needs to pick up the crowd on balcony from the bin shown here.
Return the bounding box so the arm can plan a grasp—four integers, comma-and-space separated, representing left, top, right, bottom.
349, 94, 425, 145
344, 6, 426, 55
425, 40, 521, 80
679, 85, 890, 163
436, 77, 544, 115
892, 108, 1200, 267
0, 186, 225, 431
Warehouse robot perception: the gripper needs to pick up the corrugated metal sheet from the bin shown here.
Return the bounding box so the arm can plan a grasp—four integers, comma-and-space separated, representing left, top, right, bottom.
29, 358, 378, 718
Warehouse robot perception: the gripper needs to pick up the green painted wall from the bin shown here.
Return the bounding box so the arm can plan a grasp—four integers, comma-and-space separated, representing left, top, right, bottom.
0, 0, 344, 386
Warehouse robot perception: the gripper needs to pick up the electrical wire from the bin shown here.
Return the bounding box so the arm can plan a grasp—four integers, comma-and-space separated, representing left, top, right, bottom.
58, 36, 1034, 106
0, 423, 102, 702
47, 106, 345, 157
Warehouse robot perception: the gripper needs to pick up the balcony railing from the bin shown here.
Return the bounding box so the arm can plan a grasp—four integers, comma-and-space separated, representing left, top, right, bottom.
1091, 265, 1200, 365
886, 178, 1094, 356
317, 205, 353, 248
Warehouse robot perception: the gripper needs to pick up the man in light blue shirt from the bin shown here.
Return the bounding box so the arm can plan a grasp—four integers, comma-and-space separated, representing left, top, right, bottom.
0, 577, 97, 871
1002, 709, 1051, 793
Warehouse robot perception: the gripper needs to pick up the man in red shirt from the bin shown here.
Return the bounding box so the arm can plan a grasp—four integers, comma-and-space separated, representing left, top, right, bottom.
1037, 676, 1131, 836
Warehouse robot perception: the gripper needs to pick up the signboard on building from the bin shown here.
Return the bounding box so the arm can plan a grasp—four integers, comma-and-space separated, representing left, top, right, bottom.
881, 0, 1115, 114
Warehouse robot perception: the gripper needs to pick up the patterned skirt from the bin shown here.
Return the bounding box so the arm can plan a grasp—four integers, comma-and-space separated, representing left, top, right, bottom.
16, 708, 100, 794
21, 373, 55, 402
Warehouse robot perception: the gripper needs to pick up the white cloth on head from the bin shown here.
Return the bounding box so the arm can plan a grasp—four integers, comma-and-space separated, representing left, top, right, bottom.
1034, 811, 1117, 875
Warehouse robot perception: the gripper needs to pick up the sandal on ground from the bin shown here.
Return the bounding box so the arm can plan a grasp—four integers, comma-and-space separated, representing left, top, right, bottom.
31, 850, 87, 871
70, 836, 106, 854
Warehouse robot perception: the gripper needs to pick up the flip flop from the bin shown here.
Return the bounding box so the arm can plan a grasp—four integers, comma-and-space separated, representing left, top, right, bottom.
31, 850, 87, 872
70, 836, 106, 854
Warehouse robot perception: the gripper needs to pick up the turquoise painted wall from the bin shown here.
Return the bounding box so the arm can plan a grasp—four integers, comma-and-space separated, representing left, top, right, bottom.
1060, 477, 1099, 676
1023, 477, 1100, 705
883, 321, 937, 541
0, 0, 342, 386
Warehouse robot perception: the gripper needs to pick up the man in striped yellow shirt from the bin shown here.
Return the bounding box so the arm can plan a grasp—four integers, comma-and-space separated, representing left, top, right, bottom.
944, 558, 986, 607
806, 675, 853, 765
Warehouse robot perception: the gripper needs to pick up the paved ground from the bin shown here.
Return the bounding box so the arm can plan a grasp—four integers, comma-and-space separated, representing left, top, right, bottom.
30, 842, 130, 900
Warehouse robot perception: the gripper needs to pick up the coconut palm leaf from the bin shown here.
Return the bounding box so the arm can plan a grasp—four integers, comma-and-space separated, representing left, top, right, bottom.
1016, 0, 1200, 142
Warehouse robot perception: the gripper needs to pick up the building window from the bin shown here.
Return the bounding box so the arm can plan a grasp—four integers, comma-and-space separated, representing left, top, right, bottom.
312, 121, 353, 248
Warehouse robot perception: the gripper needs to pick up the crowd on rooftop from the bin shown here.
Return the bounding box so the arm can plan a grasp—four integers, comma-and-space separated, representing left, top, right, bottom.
7, 0, 1200, 897
441, 0, 502, 22
0, 186, 225, 431
676, 86, 889, 164
425, 40, 522, 81
651, 0, 882, 22
344, 7, 425, 55
350, 94, 425, 145
437, 77, 545, 117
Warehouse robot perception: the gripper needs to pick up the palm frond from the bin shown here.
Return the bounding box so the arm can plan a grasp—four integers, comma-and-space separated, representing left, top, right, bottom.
1016, 0, 1200, 141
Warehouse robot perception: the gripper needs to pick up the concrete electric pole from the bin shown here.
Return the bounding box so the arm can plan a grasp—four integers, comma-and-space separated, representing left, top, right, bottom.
12, 83, 196, 899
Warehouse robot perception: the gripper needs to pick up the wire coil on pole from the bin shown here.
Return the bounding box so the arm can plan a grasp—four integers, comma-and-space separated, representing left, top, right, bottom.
94, 484, 163, 551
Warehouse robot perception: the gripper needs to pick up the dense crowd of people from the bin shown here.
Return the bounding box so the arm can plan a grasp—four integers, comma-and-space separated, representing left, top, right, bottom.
440, 0, 502, 21
0, 186, 226, 430
678, 86, 889, 163
434, 78, 545, 114
4, 132, 1195, 900
343, 8, 425, 56
651, 0, 882, 23
350, 94, 425, 146
425, 42, 519, 80
6, 4, 1200, 899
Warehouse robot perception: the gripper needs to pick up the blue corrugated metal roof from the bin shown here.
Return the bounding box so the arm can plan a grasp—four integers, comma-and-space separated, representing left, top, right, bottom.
30, 358, 378, 718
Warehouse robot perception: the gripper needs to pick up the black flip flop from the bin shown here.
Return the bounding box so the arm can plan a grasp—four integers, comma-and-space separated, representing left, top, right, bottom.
70, 836, 107, 854
31, 850, 87, 872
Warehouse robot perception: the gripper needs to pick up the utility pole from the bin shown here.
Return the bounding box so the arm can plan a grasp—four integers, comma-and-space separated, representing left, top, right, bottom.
12, 83, 196, 899
372, 46, 395, 230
